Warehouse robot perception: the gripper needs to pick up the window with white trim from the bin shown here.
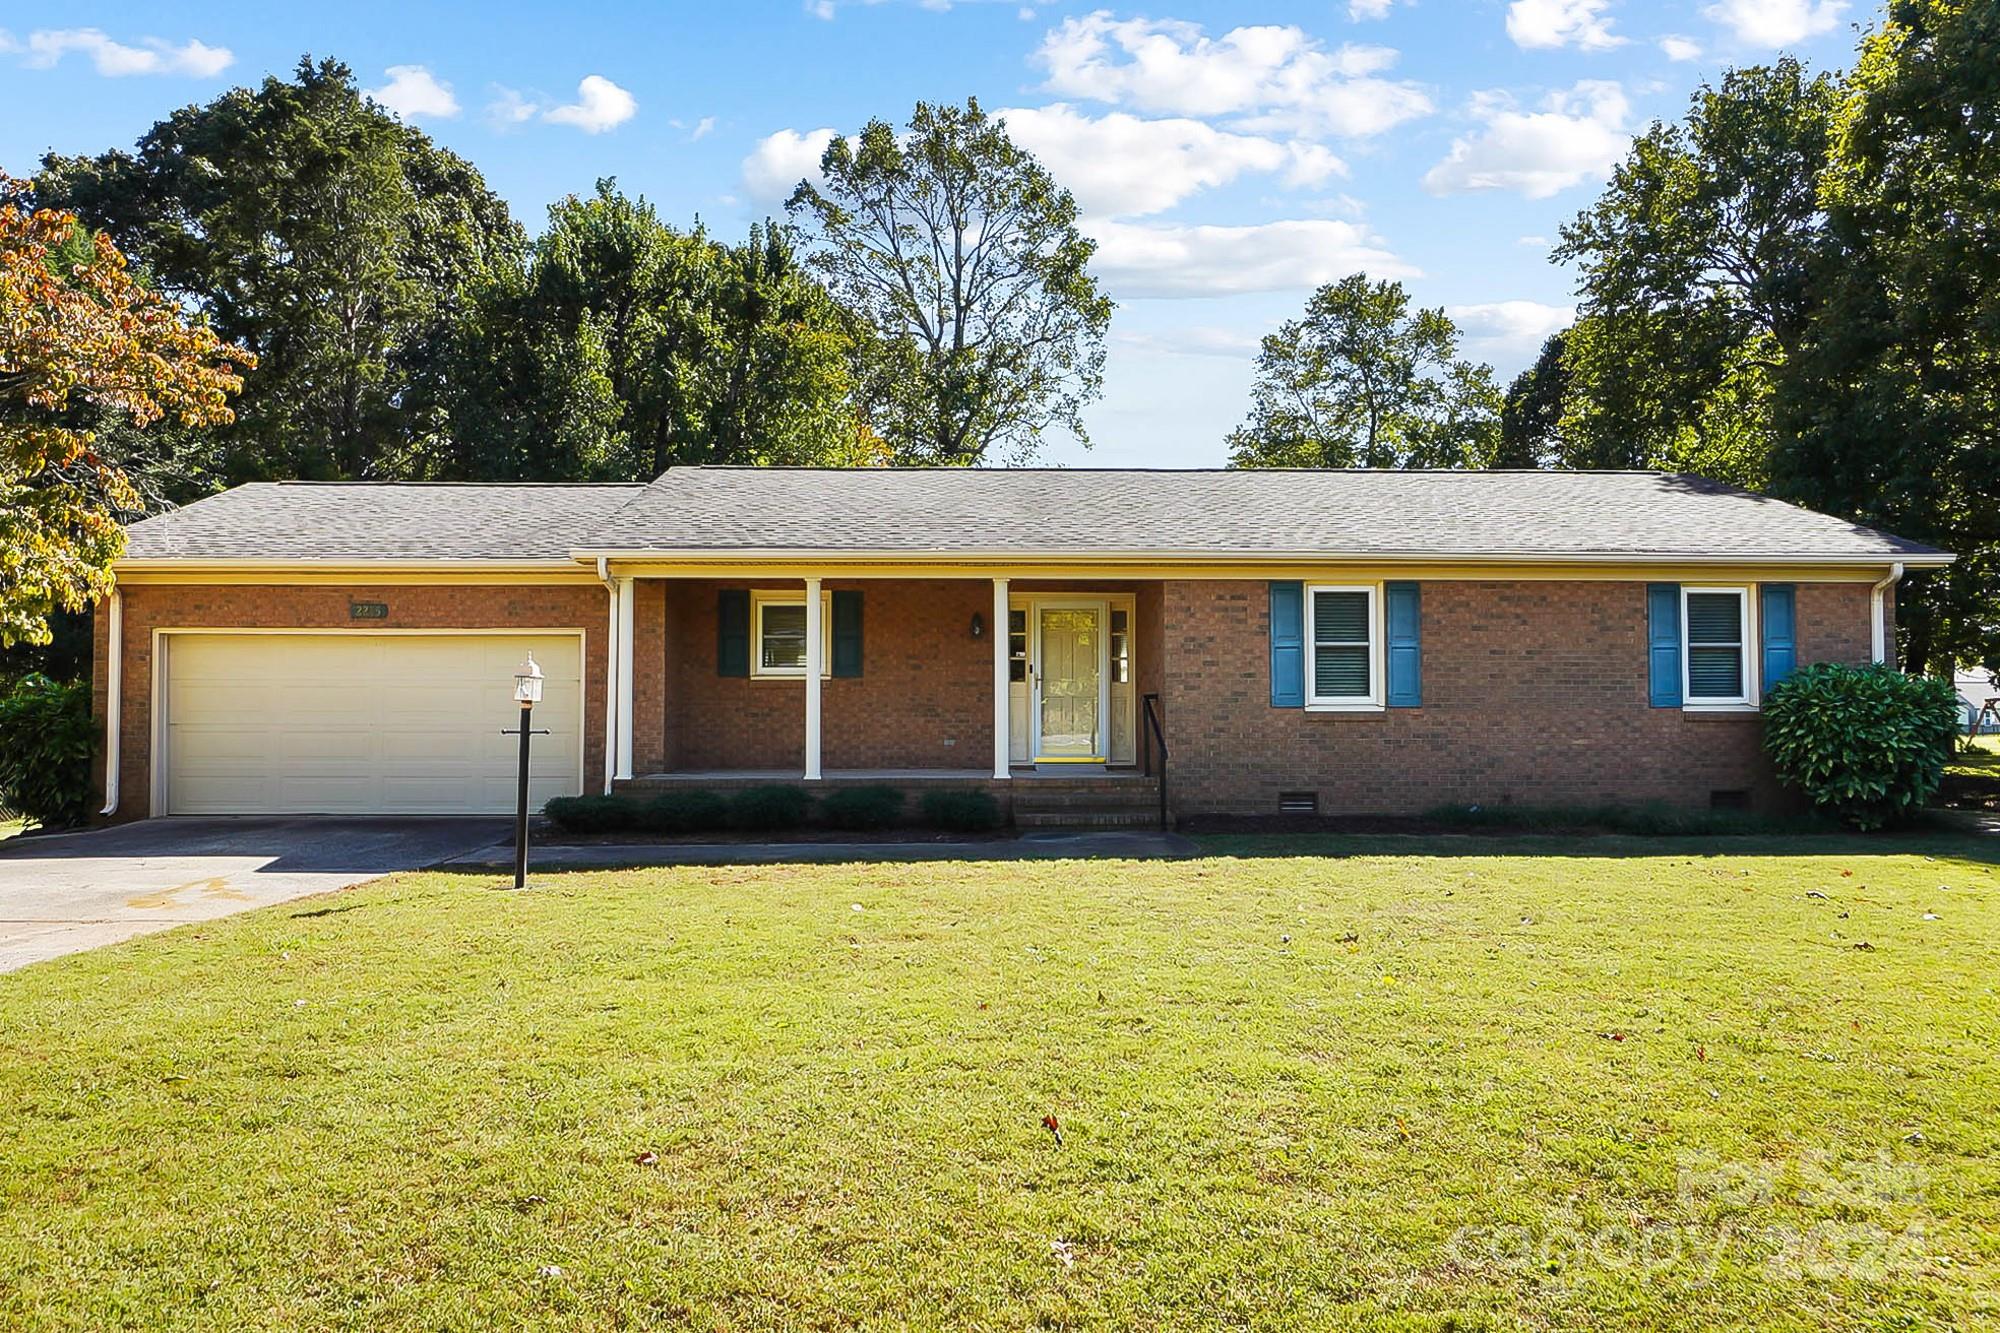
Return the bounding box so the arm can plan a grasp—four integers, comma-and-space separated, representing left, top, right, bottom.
1682, 586, 1752, 706
751, 591, 832, 678
1306, 585, 1381, 709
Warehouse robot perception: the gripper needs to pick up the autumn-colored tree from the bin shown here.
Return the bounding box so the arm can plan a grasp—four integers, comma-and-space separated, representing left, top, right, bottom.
0, 175, 250, 646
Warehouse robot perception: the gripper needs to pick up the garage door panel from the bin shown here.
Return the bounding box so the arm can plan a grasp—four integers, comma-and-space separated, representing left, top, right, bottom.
166, 634, 585, 815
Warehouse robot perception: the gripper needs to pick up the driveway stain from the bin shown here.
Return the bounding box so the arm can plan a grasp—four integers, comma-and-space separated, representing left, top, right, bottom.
126, 877, 254, 910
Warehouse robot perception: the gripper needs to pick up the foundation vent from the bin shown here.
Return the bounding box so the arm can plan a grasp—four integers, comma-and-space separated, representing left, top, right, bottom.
1278, 791, 1320, 815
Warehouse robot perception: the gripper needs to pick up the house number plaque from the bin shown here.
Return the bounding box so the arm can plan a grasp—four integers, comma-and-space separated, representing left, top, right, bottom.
349, 601, 389, 620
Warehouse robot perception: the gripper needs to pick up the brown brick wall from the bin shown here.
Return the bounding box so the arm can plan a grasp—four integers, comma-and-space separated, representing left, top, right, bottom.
649, 578, 1165, 773
659, 579, 996, 771
94, 582, 610, 820
1157, 579, 1879, 818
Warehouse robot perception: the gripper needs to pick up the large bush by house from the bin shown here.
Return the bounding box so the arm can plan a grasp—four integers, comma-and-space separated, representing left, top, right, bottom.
1763, 662, 1960, 829
0, 674, 98, 828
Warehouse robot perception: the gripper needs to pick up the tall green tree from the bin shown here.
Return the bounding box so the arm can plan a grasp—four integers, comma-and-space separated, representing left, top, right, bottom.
437, 182, 870, 480
1552, 60, 1838, 484
1499, 331, 1569, 467
35, 57, 521, 495
1774, 0, 2000, 675
788, 98, 1112, 465
1226, 275, 1502, 469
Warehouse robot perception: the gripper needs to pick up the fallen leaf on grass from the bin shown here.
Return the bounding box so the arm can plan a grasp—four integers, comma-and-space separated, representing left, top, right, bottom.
1853, 941, 1876, 951
1050, 1239, 1076, 1268
1042, 1114, 1063, 1147
1695, 1045, 1707, 1062
634, 1150, 659, 1168
1337, 931, 1359, 944
1806, 890, 1829, 899
1395, 1116, 1412, 1141
1600, 1032, 1626, 1042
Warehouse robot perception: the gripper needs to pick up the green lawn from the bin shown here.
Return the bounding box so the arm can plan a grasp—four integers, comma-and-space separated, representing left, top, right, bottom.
1951, 732, 2000, 777
3, 837, 1997, 1330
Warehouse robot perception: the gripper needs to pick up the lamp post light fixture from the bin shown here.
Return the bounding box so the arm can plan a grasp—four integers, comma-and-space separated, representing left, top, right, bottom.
506, 653, 548, 890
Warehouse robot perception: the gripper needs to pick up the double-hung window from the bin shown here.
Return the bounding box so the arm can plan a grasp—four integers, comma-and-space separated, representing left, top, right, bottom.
1306, 585, 1381, 710
751, 591, 832, 678
1682, 586, 1753, 707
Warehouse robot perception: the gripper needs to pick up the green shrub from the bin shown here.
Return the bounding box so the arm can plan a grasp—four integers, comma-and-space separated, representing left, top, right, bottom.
542, 795, 643, 833
641, 790, 731, 833
1763, 662, 1962, 830
819, 785, 905, 831
730, 785, 813, 831
919, 788, 1004, 831
0, 674, 98, 828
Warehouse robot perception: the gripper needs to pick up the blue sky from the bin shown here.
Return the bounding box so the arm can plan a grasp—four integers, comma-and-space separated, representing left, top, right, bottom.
2, 0, 1864, 466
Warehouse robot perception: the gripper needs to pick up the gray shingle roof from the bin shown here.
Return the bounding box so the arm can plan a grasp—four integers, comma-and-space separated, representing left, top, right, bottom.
583, 468, 1947, 563
118, 469, 1949, 565
120, 482, 646, 563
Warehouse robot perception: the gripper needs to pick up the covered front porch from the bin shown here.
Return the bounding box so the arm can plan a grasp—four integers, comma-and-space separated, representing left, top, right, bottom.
599, 574, 1166, 788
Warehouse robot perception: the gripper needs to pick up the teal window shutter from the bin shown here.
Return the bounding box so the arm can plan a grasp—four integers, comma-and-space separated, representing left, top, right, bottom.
1386, 582, 1421, 707
1269, 581, 1304, 708
717, 589, 749, 677
831, 590, 863, 678
1647, 583, 1682, 707
1760, 583, 1796, 692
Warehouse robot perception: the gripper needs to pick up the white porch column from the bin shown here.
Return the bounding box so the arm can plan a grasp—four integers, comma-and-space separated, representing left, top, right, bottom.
602, 576, 620, 795
992, 577, 1011, 780
615, 576, 636, 779
804, 576, 824, 780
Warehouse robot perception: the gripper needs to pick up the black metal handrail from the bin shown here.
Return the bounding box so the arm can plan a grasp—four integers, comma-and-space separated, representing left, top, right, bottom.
1141, 692, 1168, 831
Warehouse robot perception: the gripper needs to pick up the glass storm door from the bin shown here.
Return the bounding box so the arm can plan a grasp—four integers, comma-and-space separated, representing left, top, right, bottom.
1034, 604, 1105, 760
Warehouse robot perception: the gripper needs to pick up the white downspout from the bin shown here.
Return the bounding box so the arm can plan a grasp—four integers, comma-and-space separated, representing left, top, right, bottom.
1871, 561, 1904, 667
97, 589, 122, 817
597, 556, 619, 795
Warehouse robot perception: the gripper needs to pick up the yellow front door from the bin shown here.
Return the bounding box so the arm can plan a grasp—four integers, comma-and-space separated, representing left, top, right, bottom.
1035, 605, 1104, 760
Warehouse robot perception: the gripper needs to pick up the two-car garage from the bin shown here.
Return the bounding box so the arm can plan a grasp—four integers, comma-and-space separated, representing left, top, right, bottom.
158, 632, 584, 816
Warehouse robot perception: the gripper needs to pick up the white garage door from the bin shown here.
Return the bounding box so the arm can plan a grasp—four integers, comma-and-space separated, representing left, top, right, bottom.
164, 633, 584, 815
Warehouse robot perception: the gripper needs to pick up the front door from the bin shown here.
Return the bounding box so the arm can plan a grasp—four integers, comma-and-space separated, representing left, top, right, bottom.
1034, 603, 1106, 761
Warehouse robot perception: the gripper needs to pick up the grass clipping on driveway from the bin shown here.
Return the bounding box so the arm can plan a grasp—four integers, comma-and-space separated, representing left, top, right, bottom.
2, 839, 1997, 1329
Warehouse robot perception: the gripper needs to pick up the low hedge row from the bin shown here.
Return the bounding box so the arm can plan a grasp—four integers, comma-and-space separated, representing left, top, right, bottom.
542, 785, 1003, 835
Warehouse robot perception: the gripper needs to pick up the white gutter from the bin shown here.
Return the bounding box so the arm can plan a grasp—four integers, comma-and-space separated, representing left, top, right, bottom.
596, 557, 618, 795
1871, 562, 1905, 666
98, 589, 122, 817
567, 546, 1956, 569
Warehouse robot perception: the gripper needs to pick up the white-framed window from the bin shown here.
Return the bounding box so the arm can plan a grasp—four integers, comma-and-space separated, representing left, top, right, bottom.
751, 590, 832, 679
1682, 586, 1755, 708
1306, 584, 1382, 710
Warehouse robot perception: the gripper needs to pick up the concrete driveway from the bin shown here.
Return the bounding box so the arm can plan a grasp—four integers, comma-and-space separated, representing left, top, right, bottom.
0, 817, 507, 974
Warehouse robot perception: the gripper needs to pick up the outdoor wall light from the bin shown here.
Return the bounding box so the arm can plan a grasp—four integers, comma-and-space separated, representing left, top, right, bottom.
970, 612, 985, 639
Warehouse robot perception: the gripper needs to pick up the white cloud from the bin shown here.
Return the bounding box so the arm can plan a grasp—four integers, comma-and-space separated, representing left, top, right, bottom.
689, 115, 717, 142
1505, 0, 1626, 51
1035, 13, 1430, 138
1702, 0, 1844, 47
1422, 81, 1630, 199
1084, 217, 1415, 298
367, 65, 459, 121
543, 74, 637, 133
1659, 34, 1703, 61
741, 127, 838, 203
1347, 0, 1397, 19
1000, 104, 1343, 218
1448, 300, 1573, 368
1517, 234, 1550, 246
486, 88, 539, 128
0, 27, 232, 77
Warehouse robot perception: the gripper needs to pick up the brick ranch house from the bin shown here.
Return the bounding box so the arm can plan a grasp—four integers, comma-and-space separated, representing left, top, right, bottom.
94, 468, 1950, 825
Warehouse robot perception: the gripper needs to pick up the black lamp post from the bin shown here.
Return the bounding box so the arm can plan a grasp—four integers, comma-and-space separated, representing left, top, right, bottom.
507, 652, 547, 890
